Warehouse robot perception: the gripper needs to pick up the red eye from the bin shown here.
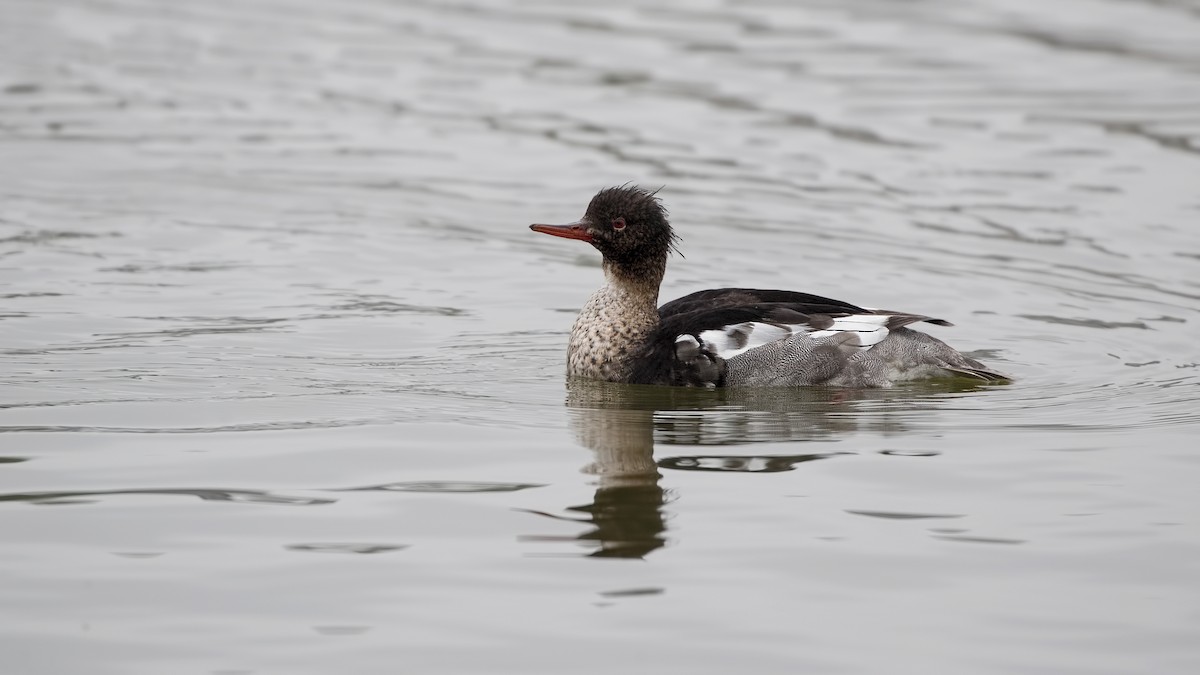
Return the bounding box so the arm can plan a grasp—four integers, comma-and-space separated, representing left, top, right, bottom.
612, 217, 626, 231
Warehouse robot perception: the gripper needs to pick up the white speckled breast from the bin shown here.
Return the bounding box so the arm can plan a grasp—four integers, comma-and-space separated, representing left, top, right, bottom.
567, 283, 659, 382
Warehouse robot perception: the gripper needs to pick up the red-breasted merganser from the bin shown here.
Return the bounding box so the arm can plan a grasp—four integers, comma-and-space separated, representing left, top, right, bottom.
530, 185, 1010, 388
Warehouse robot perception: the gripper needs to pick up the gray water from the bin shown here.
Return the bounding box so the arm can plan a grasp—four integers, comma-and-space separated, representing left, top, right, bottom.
3, 0, 1200, 673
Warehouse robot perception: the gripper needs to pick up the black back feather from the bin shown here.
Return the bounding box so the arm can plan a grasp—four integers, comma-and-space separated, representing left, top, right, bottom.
657, 288, 867, 318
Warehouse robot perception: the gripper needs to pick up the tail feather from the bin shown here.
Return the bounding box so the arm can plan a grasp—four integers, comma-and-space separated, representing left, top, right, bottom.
942, 364, 1011, 382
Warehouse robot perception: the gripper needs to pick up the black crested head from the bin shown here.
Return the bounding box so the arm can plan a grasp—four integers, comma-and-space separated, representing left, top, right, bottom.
529, 184, 681, 285
581, 185, 679, 280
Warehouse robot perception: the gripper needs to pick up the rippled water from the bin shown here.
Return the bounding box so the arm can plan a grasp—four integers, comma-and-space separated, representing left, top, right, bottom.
3, 0, 1200, 673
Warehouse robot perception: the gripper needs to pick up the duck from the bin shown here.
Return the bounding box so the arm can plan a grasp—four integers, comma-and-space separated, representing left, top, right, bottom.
530, 185, 1009, 388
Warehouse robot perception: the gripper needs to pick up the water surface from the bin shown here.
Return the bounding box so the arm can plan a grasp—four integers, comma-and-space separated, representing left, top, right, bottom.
2, 0, 1200, 673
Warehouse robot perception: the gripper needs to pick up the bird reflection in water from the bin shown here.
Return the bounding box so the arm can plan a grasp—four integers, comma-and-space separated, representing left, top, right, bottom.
524, 378, 991, 559
521, 380, 666, 558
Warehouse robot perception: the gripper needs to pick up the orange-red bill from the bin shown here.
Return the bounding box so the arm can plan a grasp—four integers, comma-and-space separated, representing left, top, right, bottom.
529, 221, 592, 242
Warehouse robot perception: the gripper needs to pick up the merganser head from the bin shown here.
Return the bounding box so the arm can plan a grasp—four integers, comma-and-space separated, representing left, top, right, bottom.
530, 185, 679, 282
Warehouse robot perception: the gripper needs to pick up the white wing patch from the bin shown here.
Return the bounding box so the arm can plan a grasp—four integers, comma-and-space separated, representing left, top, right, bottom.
696, 322, 790, 358
692, 314, 893, 359
808, 315, 891, 349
